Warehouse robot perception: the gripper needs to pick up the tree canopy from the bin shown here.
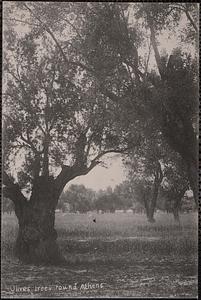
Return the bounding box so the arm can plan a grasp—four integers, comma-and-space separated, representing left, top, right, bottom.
4, 3, 141, 200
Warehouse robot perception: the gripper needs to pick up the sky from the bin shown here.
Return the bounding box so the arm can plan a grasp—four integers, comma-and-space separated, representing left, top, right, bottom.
64, 154, 126, 192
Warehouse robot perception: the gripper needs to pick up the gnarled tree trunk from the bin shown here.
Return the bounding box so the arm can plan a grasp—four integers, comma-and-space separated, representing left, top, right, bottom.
14, 176, 65, 265
3, 172, 68, 265
3, 163, 94, 265
15, 205, 63, 265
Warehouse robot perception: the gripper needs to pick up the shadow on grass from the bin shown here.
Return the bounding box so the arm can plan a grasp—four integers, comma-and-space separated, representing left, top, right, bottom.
1, 212, 198, 298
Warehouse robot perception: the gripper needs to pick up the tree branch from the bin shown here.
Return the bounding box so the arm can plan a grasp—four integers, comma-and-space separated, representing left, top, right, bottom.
60, 16, 83, 41
4, 17, 40, 27
41, 135, 50, 177
20, 132, 40, 155
3, 171, 28, 206
145, 37, 152, 78
3, 112, 42, 157
6, 69, 46, 135
22, 2, 143, 110
169, 4, 198, 33
23, 3, 93, 73
82, 139, 141, 176
54, 147, 129, 196
54, 165, 77, 197
149, 25, 166, 80
157, 161, 163, 183
55, 131, 141, 196
184, 7, 198, 33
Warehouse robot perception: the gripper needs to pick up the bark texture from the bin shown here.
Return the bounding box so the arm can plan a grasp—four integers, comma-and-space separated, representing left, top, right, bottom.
15, 177, 65, 265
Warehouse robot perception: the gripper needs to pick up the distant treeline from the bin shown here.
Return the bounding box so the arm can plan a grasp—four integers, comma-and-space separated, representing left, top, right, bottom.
55, 183, 195, 218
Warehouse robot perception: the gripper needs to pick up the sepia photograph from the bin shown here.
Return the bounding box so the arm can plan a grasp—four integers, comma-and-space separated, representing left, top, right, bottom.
2, 2, 199, 298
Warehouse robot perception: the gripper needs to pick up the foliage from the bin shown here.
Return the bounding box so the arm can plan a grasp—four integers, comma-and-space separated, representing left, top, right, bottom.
3, 7, 131, 196
113, 181, 135, 210
3, 1, 198, 207
85, 187, 124, 213
58, 184, 95, 213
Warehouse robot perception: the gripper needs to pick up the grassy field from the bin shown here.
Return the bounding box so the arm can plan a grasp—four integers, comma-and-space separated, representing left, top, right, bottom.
1, 211, 198, 298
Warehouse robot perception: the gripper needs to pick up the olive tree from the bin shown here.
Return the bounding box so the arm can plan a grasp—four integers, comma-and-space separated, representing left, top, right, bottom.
3, 30, 133, 264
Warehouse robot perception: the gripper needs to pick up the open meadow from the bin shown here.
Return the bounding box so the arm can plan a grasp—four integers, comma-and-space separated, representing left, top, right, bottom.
1, 211, 198, 298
